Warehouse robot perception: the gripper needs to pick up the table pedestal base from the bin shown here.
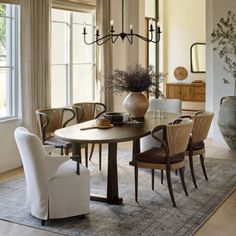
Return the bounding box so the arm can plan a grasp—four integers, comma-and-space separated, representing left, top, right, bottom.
90, 194, 123, 205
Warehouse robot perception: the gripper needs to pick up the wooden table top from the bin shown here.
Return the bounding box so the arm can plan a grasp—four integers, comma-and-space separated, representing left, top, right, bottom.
55, 112, 179, 144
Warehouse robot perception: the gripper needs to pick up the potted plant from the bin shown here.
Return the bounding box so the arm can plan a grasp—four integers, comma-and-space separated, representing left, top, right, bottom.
106, 64, 155, 118
211, 10, 236, 149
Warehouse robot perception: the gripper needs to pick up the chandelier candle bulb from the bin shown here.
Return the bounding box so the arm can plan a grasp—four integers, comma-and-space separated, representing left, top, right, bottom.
150, 23, 154, 32
110, 20, 114, 32
157, 22, 161, 33
83, 22, 86, 34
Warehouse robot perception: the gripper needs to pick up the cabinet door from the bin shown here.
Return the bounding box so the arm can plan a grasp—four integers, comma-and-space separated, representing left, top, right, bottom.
192, 85, 205, 101
166, 84, 181, 99
181, 85, 193, 101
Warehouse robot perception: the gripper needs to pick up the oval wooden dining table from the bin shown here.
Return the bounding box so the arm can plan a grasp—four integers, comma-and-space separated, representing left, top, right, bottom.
55, 112, 179, 205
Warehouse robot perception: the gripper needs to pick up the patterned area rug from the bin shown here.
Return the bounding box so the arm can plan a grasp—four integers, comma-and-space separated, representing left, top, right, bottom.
0, 146, 235, 236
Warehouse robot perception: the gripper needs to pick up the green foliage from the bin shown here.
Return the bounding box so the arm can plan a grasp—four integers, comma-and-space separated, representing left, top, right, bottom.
211, 10, 236, 95
0, 4, 6, 51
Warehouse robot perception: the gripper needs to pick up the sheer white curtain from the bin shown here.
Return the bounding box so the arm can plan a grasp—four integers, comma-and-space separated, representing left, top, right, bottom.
20, 0, 51, 133
96, 0, 113, 111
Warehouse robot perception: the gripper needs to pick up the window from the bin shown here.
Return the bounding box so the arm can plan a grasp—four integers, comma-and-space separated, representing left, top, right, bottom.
0, 3, 19, 119
51, 8, 95, 107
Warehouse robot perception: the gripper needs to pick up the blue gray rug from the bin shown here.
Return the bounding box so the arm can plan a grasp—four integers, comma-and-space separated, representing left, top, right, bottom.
0, 147, 236, 236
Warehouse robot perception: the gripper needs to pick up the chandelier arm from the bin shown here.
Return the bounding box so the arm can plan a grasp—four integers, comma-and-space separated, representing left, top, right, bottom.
132, 33, 161, 43
83, 35, 98, 45
84, 33, 118, 45
151, 33, 161, 43
126, 35, 133, 44
96, 35, 119, 46
149, 31, 154, 41
132, 33, 150, 42
112, 35, 120, 44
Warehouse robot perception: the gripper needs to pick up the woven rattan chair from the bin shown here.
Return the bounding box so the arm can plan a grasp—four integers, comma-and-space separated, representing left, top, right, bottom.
72, 102, 106, 170
36, 108, 88, 160
184, 111, 214, 188
134, 118, 193, 207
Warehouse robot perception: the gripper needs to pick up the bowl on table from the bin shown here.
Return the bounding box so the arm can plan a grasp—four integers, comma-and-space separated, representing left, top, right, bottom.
103, 112, 129, 124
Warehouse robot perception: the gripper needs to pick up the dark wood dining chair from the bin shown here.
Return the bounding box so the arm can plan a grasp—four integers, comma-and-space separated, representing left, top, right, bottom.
133, 118, 193, 207
36, 107, 88, 160
72, 102, 106, 170
184, 111, 214, 188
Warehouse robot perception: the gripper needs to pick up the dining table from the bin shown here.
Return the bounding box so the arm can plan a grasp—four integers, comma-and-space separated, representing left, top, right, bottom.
55, 112, 179, 205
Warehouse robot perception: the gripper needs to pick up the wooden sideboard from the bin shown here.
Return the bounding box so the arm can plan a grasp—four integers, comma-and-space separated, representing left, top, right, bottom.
165, 82, 205, 102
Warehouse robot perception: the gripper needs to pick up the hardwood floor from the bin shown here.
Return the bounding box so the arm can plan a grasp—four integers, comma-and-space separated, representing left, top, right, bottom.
194, 189, 236, 236
0, 141, 235, 236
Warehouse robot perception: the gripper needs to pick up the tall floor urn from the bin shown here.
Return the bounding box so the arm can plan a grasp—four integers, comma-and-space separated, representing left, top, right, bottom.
218, 96, 236, 149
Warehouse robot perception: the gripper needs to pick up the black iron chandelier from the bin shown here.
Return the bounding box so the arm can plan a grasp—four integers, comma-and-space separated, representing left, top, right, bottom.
82, 0, 161, 45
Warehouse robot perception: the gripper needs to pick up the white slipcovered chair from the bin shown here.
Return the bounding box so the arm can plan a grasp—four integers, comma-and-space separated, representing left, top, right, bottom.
14, 127, 90, 225
141, 99, 182, 152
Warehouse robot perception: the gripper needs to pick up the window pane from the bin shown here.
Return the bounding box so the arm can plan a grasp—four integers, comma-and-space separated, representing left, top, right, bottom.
52, 22, 69, 64
51, 65, 67, 107
72, 64, 94, 102
0, 18, 6, 59
51, 8, 95, 107
73, 24, 94, 64
52, 8, 69, 22
73, 12, 93, 25
0, 68, 11, 117
0, 4, 19, 119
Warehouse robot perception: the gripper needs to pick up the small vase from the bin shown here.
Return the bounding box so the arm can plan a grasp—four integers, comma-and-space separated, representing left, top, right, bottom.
218, 96, 236, 150
123, 92, 149, 118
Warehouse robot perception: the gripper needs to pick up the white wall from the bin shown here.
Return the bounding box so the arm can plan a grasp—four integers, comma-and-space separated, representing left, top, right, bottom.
161, 0, 206, 83
206, 0, 236, 146
0, 119, 22, 173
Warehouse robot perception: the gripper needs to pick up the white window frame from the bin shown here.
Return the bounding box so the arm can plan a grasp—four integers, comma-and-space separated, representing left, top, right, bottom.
0, 3, 19, 121
51, 8, 96, 107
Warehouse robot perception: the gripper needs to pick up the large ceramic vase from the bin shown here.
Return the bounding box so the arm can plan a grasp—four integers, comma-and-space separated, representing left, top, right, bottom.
218, 96, 236, 149
123, 92, 149, 118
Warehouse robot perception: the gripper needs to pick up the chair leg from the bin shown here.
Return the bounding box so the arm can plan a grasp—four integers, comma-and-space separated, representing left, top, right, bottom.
189, 155, 198, 189
151, 169, 155, 190
84, 144, 88, 167
79, 214, 85, 219
166, 168, 176, 207
135, 163, 138, 202
41, 220, 46, 226
161, 170, 164, 184
179, 167, 188, 196
99, 144, 102, 171
65, 148, 69, 155
200, 154, 208, 180
89, 143, 95, 161
60, 146, 63, 155
175, 169, 178, 175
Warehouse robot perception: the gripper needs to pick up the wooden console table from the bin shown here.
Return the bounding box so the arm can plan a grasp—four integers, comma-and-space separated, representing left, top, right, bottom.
166, 82, 205, 102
